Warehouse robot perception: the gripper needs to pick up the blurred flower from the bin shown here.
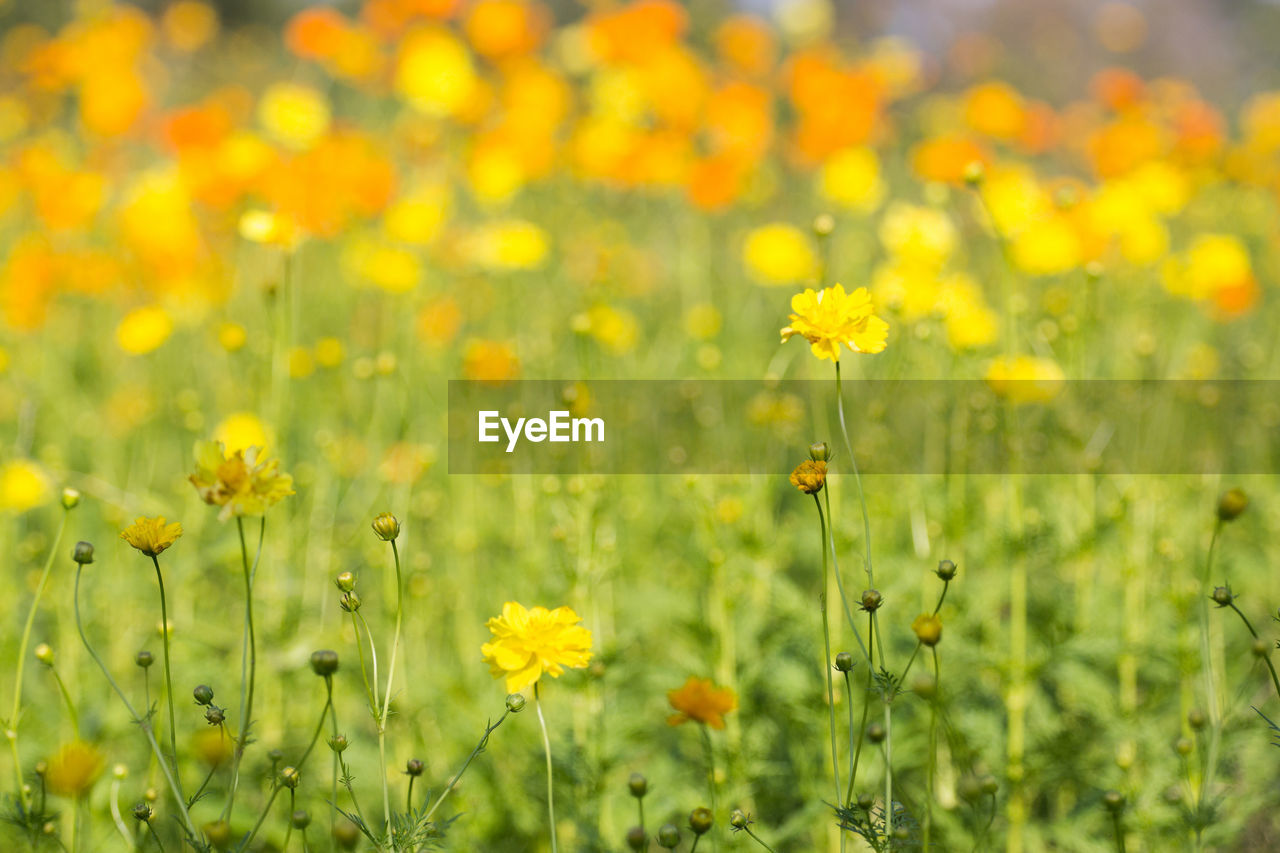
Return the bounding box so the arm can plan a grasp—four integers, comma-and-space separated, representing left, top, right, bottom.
781, 284, 888, 361
189, 441, 294, 521
911, 613, 942, 646
257, 83, 330, 149
985, 356, 1065, 404
213, 413, 270, 455
1162, 234, 1259, 319
162, 2, 218, 52
116, 306, 174, 355
396, 27, 477, 118
818, 147, 884, 212
462, 220, 549, 271
666, 676, 736, 730
743, 223, 818, 285
879, 203, 956, 268
239, 210, 300, 249
120, 517, 183, 557
481, 601, 593, 693
45, 741, 105, 797
462, 339, 520, 384
0, 459, 52, 513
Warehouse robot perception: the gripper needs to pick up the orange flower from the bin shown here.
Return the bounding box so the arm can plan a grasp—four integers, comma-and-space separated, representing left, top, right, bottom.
667, 676, 737, 730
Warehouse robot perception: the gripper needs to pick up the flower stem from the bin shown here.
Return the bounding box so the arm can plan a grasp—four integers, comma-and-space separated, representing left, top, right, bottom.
743, 826, 777, 852
1225, 602, 1280, 701
74, 564, 200, 843
150, 555, 183, 801
421, 709, 511, 825
814, 495, 843, 804
224, 516, 265, 821
1195, 521, 1223, 830
845, 612, 874, 807
379, 539, 405, 853
833, 361, 874, 588
924, 646, 939, 852
7, 507, 68, 811
535, 683, 559, 853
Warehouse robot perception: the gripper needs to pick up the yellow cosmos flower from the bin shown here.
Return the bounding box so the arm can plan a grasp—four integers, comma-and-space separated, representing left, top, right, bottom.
45, 741, 105, 797
0, 459, 52, 513
666, 676, 737, 730
780, 284, 889, 362
481, 601, 593, 694
120, 516, 183, 557
117, 305, 174, 355
743, 223, 818, 285
189, 441, 294, 521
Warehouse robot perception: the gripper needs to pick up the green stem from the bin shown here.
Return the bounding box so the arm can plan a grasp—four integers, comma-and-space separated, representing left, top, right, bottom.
379, 540, 405, 853
924, 647, 939, 852
814, 496, 843, 804
743, 826, 777, 852
421, 710, 510, 825
845, 612, 874, 807
700, 724, 719, 852
1196, 522, 1222, 818
535, 684, 559, 853
74, 564, 201, 843
1112, 812, 1126, 853
224, 516, 264, 821
350, 611, 378, 715
822, 484, 870, 664
1226, 602, 1280, 701
7, 508, 68, 810
150, 555, 183, 801
49, 667, 80, 738
834, 361, 874, 589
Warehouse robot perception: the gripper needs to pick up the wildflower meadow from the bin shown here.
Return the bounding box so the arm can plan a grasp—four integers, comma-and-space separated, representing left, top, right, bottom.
1, 0, 1279, 850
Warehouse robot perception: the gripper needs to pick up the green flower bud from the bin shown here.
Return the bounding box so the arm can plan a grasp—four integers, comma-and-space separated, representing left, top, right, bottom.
1103, 790, 1126, 813
72, 541, 94, 565
193, 685, 214, 706
135, 650, 154, 669
625, 826, 646, 851
812, 214, 835, 237
132, 803, 154, 823
834, 652, 853, 672
310, 649, 339, 677
857, 793, 874, 810
1210, 586, 1233, 607
334, 820, 361, 849
371, 513, 401, 542
291, 810, 311, 829
860, 589, 883, 612
328, 734, 350, 754
203, 820, 231, 846
628, 772, 648, 798
34, 644, 53, 666
689, 807, 713, 835
657, 823, 681, 848
1174, 737, 1193, 756
505, 694, 526, 713
405, 759, 424, 777
280, 766, 301, 789
867, 722, 886, 744
729, 809, 749, 829
204, 705, 225, 726
340, 591, 362, 613
1188, 708, 1206, 731
336, 571, 356, 592
61, 488, 80, 510
1217, 488, 1248, 522
809, 441, 830, 462
936, 559, 957, 581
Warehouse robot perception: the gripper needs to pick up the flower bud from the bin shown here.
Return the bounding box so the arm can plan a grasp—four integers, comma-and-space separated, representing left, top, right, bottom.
203, 821, 231, 845
340, 591, 362, 613
371, 513, 401, 542
867, 722, 886, 744
1174, 737, 1193, 756
268, 749, 284, 764
334, 820, 360, 849
834, 652, 853, 672
34, 761, 47, 777
328, 734, 350, 754
61, 488, 80, 510
963, 160, 985, 187
912, 613, 943, 647
505, 694, 526, 713
625, 827, 646, 851
205, 705, 225, 726
310, 650, 339, 677
113, 764, 127, 780
405, 759, 424, 777
809, 442, 831, 464
812, 213, 835, 237
729, 809, 749, 829
34, 644, 54, 666
132, 803, 154, 823
72, 541, 94, 565
628, 772, 648, 798
136, 650, 154, 669
1252, 638, 1270, 658
193, 685, 214, 706
856, 793, 874, 810
936, 559, 957, 581
657, 823, 681, 848
1210, 586, 1233, 607
336, 571, 356, 592
1188, 708, 1206, 731
860, 589, 883, 612
689, 807, 713, 835
1217, 488, 1248, 522
980, 775, 999, 795
1102, 790, 1126, 813
291, 810, 311, 829
280, 766, 301, 789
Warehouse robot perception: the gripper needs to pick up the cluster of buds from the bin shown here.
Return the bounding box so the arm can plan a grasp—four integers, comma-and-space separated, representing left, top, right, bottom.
193, 685, 225, 726
336, 572, 361, 612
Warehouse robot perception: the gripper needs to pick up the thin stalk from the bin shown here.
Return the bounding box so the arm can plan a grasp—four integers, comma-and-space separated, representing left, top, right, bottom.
7, 508, 68, 810
924, 647, 940, 852
49, 666, 80, 737
110, 776, 134, 847
822, 484, 871, 664
74, 565, 201, 842
882, 693, 893, 842
146, 820, 168, 852
224, 516, 265, 820
421, 710, 510, 824
742, 825, 777, 852
1196, 521, 1222, 825
845, 612, 875, 806
700, 725, 719, 852
150, 554, 183, 800
833, 361, 875, 589
814, 495, 843, 804
349, 611, 378, 715
378, 540, 405, 853
535, 684, 559, 853
1225, 602, 1280, 701
1111, 812, 1126, 853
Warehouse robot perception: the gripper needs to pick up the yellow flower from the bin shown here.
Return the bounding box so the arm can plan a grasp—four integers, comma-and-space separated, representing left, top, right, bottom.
789, 460, 827, 494
780, 284, 889, 362
238, 209, 300, 249
481, 601, 593, 694
120, 516, 183, 557
257, 82, 331, 149
189, 441, 294, 521
213, 413, 271, 456
818, 147, 885, 212
743, 223, 818, 285
0, 459, 52, 513
45, 741, 105, 797
117, 305, 174, 355
911, 613, 942, 647
985, 356, 1065, 404
666, 676, 737, 730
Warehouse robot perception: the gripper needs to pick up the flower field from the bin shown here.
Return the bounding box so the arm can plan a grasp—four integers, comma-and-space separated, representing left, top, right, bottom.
1, 0, 1280, 850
